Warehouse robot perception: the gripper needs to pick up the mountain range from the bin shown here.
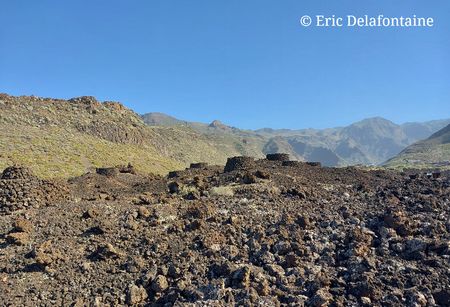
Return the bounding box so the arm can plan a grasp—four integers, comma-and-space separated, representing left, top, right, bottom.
142, 112, 450, 167
0, 94, 244, 177
385, 123, 450, 169
1, 93, 449, 178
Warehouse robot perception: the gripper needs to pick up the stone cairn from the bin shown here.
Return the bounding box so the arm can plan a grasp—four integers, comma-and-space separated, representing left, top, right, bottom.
0, 166, 69, 214
266, 153, 290, 161
306, 162, 321, 167
96, 163, 137, 177
224, 156, 255, 172
189, 162, 208, 169
96, 167, 119, 177
282, 160, 304, 167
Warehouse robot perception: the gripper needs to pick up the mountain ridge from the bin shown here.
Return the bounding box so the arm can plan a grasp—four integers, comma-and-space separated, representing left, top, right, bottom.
385, 123, 450, 169
1, 93, 449, 176
142, 111, 450, 167
0, 94, 263, 177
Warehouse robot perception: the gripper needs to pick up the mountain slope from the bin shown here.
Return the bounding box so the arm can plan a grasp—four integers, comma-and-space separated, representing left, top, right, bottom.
385, 124, 450, 168
141, 112, 185, 127
144, 113, 450, 167
257, 117, 450, 166
2, 93, 448, 174
401, 119, 450, 142
338, 117, 410, 164
0, 94, 251, 178
142, 114, 271, 159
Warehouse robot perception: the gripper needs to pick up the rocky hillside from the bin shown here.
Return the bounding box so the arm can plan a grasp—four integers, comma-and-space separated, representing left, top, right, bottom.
2, 93, 447, 176
143, 113, 450, 167
385, 124, 450, 169
0, 94, 256, 178
142, 115, 296, 161
141, 112, 185, 127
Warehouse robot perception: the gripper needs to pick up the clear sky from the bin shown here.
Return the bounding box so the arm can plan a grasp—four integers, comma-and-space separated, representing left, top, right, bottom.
1, 1, 449, 129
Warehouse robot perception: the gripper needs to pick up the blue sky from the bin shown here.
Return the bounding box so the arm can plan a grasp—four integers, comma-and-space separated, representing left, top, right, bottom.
1, 1, 449, 129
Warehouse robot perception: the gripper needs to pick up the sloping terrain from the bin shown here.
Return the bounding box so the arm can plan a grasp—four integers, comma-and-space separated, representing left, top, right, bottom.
0, 94, 250, 178
143, 112, 450, 167
1, 159, 449, 306
385, 124, 450, 169
1, 93, 447, 176
142, 115, 296, 161
141, 113, 186, 127
259, 117, 450, 166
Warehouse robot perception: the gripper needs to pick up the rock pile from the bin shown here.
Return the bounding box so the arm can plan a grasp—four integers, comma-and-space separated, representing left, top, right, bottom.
190, 162, 208, 169
96, 167, 119, 177
0, 160, 449, 306
68, 96, 100, 108
282, 160, 304, 167
306, 162, 321, 167
0, 166, 69, 213
224, 156, 255, 172
266, 153, 290, 161
96, 164, 137, 177
1, 165, 35, 180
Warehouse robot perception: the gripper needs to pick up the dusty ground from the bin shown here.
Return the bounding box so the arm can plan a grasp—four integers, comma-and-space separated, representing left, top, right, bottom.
0, 157, 449, 306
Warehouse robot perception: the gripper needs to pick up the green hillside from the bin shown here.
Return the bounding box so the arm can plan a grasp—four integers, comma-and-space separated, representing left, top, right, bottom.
0, 94, 245, 178
384, 124, 450, 169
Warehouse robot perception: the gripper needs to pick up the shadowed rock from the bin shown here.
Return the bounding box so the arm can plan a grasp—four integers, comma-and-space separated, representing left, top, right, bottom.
306, 162, 322, 167
96, 167, 119, 177
224, 156, 255, 172
282, 161, 304, 167
1, 166, 36, 180
190, 162, 208, 169
266, 153, 290, 161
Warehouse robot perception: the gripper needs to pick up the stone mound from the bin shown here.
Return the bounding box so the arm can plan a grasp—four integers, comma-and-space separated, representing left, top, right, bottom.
68, 96, 100, 107
0, 166, 69, 213
96, 164, 136, 177
117, 163, 136, 174
282, 160, 304, 167
1, 166, 36, 180
266, 153, 290, 161
306, 162, 322, 167
224, 156, 255, 172
167, 171, 181, 178
96, 167, 119, 177
190, 162, 208, 169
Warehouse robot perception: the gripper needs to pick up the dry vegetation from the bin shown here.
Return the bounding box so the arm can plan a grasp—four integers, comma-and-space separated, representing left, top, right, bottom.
0, 94, 254, 178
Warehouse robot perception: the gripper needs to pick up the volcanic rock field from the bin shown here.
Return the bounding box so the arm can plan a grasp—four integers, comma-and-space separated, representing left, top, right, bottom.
1, 155, 449, 306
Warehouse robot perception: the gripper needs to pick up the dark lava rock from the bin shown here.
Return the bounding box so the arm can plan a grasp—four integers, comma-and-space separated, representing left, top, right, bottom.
433, 289, 450, 305
282, 160, 304, 167
151, 275, 169, 293
117, 163, 136, 174
306, 162, 321, 167
224, 156, 255, 172
243, 173, 257, 184
0, 166, 69, 213
168, 181, 180, 194
190, 163, 208, 169
266, 153, 290, 161
96, 167, 119, 177
1, 161, 450, 306
1, 166, 35, 180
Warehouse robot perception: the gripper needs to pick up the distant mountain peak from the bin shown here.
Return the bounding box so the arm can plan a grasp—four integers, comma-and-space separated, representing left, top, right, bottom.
141, 112, 183, 126
209, 120, 229, 129
352, 117, 396, 127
